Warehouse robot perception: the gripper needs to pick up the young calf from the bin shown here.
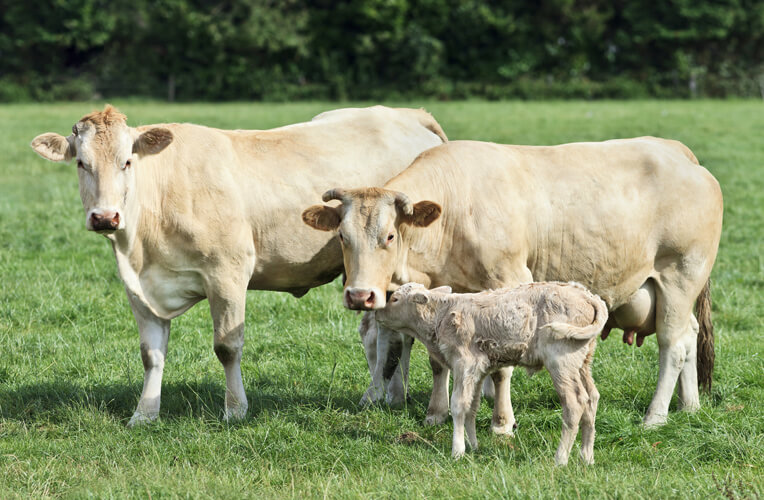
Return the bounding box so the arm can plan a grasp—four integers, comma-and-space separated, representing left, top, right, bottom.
375, 282, 608, 465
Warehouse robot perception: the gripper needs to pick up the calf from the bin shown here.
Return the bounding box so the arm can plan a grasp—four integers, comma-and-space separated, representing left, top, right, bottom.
375, 282, 608, 465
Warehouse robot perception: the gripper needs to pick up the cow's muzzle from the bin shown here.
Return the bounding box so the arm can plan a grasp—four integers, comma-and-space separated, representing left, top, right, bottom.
345, 288, 384, 310
89, 211, 120, 232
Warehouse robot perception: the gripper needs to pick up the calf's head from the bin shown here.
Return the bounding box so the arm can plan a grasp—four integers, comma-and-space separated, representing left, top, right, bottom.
302, 187, 441, 310
375, 282, 452, 333
31, 105, 172, 234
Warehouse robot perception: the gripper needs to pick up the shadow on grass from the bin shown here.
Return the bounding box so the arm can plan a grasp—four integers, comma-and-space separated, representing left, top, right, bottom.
0, 376, 419, 426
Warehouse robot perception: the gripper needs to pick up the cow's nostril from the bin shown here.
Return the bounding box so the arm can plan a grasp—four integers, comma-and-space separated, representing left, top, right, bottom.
365, 290, 375, 306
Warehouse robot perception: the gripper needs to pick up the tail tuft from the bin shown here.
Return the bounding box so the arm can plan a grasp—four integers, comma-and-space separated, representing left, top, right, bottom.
696, 279, 715, 392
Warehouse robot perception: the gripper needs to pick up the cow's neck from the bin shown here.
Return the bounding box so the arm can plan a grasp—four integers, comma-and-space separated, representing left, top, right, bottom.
106, 159, 171, 318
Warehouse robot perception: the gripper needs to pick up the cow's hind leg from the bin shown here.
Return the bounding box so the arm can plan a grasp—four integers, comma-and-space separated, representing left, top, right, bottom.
127, 295, 170, 427
643, 279, 699, 427
209, 285, 248, 421
677, 314, 700, 412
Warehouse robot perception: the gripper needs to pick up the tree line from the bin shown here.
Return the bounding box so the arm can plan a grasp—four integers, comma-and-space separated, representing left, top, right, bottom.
1, 0, 762, 101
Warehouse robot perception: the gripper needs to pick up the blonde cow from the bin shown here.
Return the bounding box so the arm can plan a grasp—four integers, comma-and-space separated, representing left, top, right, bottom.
303, 137, 723, 429
31, 105, 447, 426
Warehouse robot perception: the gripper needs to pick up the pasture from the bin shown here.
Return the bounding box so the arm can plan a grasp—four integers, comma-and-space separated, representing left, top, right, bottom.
0, 101, 761, 498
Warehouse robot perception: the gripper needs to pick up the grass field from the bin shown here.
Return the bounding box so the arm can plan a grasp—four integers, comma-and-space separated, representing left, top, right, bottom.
0, 100, 762, 499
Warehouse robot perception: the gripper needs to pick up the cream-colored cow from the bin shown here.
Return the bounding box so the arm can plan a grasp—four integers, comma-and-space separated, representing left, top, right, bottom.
31, 105, 447, 426
376, 282, 607, 464
303, 137, 723, 428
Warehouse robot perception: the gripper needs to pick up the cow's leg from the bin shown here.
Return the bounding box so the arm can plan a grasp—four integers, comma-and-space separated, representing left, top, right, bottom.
549, 365, 586, 466
208, 287, 248, 421
677, 315, 700, 412
127, 296, 170, 427
425, 356, 450, 426
450, 363, 479, 459
360, 323, 402, 406
490, 366, 516, 435
643, 283, 696, 427
386, 333, 413, 407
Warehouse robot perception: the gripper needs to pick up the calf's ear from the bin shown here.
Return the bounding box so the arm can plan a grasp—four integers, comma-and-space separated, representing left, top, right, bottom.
302, 205, 341, 231
430, 285, 452, 294
403, 201, 441, 227
133, 128, 173, 155
411, 292, 429, 304
31, 133, 74, 162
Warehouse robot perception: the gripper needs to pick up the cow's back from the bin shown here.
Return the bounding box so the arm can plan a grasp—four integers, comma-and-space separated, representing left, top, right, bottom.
388, 138, 722, 307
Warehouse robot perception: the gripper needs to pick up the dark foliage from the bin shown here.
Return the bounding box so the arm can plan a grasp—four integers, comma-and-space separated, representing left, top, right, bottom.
1, 0, 762, 101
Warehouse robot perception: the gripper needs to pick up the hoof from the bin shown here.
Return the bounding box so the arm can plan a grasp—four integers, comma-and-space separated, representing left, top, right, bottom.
678, 400, 700, 412
491, 422, 516, 436
642, 413, 667, 428
424, 413, 447, 426
452, 448, 466, 460
359, 386, 385, 407
223, 404, 248, 422
386, 392, 406, 409
127, 411, 158, 428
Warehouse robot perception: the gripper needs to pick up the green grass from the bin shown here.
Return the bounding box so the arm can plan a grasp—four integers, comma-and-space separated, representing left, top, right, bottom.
0, 100, 762, 499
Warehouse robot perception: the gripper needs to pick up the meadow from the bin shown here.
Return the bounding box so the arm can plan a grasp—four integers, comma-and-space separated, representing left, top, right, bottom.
0, 100, 761, 498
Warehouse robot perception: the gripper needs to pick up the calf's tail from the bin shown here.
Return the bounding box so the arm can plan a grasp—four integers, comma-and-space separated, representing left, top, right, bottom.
545, 294, 609, 341
696, 279, 715, 393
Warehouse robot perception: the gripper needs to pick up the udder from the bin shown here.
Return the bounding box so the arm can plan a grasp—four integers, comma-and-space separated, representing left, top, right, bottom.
601, 281, 656, 347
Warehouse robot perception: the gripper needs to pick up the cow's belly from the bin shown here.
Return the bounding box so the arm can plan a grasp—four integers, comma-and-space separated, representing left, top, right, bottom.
139, 266, 206, 319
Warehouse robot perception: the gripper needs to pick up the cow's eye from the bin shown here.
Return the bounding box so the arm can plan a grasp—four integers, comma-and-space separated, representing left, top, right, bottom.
123, 159, 132, 169
387, 233, 394, 243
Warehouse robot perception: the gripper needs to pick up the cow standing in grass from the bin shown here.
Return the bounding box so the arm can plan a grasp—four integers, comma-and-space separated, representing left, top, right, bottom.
303, 137, 723, 428
31, 105, 447, 426
376, 282, 607, 464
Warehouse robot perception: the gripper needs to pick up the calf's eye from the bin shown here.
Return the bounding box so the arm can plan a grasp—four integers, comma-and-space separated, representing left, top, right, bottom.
123, 159, 132, 169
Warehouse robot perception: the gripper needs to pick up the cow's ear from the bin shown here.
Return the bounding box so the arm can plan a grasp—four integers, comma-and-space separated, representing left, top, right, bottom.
411, 291, 429, 304
403, 200, 441, 227
430, 285, 452, 294
133, 128, 173, 155
302, 205, 341, 231
31, 133, 74, 162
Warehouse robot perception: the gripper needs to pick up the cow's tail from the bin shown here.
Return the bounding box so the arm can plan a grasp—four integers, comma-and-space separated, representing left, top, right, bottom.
400, 108, 448, 143
545, 294, 609, 341
696, 279, 715, 393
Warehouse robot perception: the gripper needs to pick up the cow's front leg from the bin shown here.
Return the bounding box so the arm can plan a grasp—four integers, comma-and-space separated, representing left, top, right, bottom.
360, 323, 403, 406
127, 295, 170, 427
209, 287, 248, 421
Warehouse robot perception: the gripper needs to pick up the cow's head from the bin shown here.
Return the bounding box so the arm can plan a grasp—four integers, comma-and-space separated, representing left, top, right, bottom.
31, 105, 172, 234
302, 187, 441, 310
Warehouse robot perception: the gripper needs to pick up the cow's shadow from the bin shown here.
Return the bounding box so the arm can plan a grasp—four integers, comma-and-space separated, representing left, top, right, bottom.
0, 377, 432, 430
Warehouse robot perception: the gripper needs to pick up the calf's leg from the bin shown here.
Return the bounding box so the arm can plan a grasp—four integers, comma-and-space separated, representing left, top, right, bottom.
450, 364, 480, 459
127, 295, 170, 427
491, 367, 516, 435
579, 342, 599, 465
549, 364, 586, 466
425, 356, 450, 426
